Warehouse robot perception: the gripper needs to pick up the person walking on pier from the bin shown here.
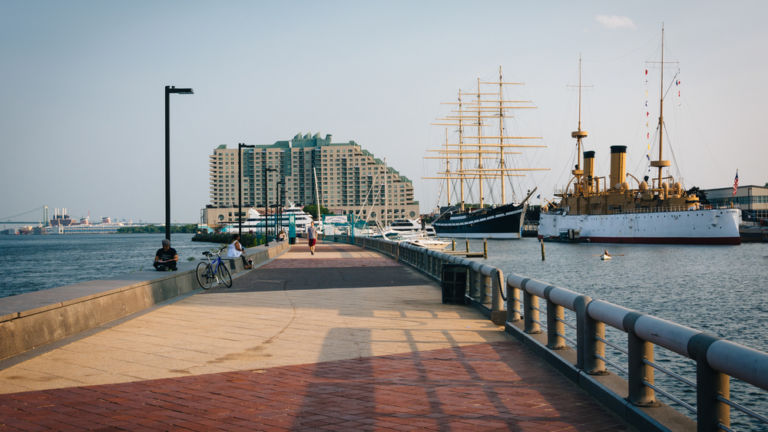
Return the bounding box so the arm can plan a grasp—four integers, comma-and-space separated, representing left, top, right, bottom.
226, 234, 252, 269
154, 239, 179, 271
307, 221, 318, 255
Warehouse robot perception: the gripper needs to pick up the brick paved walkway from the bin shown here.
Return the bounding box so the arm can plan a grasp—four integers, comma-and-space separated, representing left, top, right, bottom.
0, 342, 627, 431
0, 242, 630, 431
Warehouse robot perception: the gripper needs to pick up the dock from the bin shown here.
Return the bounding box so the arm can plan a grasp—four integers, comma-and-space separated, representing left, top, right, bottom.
0, 242, 628, 431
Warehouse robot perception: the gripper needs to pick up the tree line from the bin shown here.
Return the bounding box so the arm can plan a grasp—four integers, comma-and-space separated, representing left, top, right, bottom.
117, 224, 198, 234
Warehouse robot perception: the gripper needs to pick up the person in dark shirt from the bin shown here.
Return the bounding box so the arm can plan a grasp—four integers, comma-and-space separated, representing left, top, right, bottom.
154, 239, 179, 271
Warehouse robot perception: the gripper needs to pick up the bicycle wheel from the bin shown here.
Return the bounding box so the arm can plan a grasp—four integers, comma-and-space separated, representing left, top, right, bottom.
196, 262, 215, 290
217, 263, 232, 288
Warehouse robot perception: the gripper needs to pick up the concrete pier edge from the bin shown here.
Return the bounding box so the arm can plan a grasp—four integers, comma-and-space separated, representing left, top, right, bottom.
0, 241, 290, 362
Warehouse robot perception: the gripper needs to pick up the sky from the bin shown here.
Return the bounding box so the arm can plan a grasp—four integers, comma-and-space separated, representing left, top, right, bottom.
1, 0, 766, 224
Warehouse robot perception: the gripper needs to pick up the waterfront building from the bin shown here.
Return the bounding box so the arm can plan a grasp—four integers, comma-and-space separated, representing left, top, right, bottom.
703, 184, 768, 218
203, 133, 419, 228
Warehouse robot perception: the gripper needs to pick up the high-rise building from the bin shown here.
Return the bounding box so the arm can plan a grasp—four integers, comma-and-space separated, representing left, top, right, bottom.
203, 133, 419, 228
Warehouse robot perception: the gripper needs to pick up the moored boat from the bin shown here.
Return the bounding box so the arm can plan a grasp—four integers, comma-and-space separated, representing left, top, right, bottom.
539, 31, 740, 245
427, 67, 547, 239
223, 203, 314, 233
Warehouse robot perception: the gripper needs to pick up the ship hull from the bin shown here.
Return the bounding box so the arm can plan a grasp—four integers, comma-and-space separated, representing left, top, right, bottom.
433, 204, 526, 239
538, 208, 741, 245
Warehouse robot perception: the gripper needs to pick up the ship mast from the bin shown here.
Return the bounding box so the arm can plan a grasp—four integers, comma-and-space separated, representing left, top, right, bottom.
458, 92, 465, 210
425, 68, 548, 210
650, 24, 672, 194
444, 128, 450, 205
498, 66, 507, 203
429, 90, 468, 211
476, 77, 484, 209
571, 56, 588, 187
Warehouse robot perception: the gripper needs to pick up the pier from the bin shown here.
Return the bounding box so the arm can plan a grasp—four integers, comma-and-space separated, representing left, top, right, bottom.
0, 242, 629, 431
1, 239, 767, 430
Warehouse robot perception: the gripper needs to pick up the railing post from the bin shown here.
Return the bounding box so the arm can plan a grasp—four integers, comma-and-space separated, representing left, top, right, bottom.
688, 333, 730, 431
481, 273, 492, 304
490, 269, 505, 325
623, 312, 656, 405
491, 270, 503, 312
628, 332, 657, 406
523, 290, 541, 334
575, 295, 605, 374
546, 299, 566, 350
468, 269, 479, 301
507, 279, 522, 323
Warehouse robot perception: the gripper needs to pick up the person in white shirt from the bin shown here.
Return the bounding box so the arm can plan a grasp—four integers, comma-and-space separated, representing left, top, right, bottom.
226, 234, 252, 269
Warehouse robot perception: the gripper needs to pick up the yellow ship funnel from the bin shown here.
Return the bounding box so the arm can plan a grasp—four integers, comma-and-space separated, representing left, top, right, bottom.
609, 145, 627, 189
583, 151, 595, 179
583, 151, 595, 193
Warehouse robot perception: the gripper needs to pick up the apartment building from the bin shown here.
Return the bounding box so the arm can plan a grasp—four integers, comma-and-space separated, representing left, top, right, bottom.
203, 133, 419, 228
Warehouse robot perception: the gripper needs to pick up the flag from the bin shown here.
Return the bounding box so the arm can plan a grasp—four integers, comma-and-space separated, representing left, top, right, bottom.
733, 170, 739, 196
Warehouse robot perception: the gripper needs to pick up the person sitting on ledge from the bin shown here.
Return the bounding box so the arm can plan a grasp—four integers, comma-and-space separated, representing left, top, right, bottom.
226, 234, 252, 269
154, 239, 179, 271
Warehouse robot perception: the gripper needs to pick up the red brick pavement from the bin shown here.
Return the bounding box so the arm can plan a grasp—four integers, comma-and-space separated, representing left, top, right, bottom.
264, 258, 396, 269
0, 341, 628, 431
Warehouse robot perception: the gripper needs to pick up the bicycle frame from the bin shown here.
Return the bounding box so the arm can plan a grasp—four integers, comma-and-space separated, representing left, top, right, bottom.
196, 248, 232, 290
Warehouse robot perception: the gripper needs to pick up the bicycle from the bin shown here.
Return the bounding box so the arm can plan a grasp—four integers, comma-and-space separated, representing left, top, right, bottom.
195, 249, 233, 290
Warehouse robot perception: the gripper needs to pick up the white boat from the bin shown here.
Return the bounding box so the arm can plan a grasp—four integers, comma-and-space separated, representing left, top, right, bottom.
224, 203, 314, 233
538, 33, 740, 245
403, 237, 450, 250
539, 208, 741, 245
386, 219, 422, 235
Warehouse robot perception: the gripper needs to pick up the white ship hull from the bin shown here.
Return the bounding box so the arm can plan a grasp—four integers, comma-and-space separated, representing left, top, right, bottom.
538, 208, 741, 245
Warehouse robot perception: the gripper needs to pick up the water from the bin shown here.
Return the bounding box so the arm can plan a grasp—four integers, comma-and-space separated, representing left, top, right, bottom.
467, 238, 768, 428
0, 234, 220, 298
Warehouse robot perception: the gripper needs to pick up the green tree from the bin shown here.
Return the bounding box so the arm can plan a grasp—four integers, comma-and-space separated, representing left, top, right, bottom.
302, 204, 331, 219
117, 224, 197, 234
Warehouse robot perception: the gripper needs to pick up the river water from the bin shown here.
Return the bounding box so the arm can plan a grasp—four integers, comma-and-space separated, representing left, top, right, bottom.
0, 234, 217, 298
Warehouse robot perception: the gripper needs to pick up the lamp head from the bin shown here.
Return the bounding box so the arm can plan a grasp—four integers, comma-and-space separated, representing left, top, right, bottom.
166, 86, 194, 95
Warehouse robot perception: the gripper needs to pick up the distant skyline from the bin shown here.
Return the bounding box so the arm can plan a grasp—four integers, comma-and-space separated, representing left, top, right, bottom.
2, 1, 766, 223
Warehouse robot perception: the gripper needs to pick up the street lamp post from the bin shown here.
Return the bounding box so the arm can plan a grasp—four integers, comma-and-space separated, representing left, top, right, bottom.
238, 143, 256, 238
277, 179, 285, 238
264, 166, 277, 246
164, 85, 193, 241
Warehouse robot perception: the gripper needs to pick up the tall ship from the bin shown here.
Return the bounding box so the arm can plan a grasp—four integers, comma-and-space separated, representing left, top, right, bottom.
426, 67, 547, 239
538, 30, 741, 245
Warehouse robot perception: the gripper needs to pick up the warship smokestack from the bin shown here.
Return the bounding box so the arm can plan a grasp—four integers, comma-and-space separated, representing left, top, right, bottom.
583, 151, 595, 193
610, 146, 627, 189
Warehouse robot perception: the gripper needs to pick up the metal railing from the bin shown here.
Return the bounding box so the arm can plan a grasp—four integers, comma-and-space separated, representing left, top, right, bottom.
507, 276, 768, 431
333, 235, 768, 431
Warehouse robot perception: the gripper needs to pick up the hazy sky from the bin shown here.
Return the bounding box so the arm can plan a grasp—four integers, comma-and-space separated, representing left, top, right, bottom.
1, 1, 766, 223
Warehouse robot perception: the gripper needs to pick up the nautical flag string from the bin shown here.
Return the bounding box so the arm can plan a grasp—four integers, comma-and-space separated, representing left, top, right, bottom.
733, 170, 739, 196
644, 68, 651, 163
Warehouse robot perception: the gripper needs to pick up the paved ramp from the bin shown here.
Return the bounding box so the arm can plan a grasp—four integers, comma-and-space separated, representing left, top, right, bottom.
0, 242, 629, 430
